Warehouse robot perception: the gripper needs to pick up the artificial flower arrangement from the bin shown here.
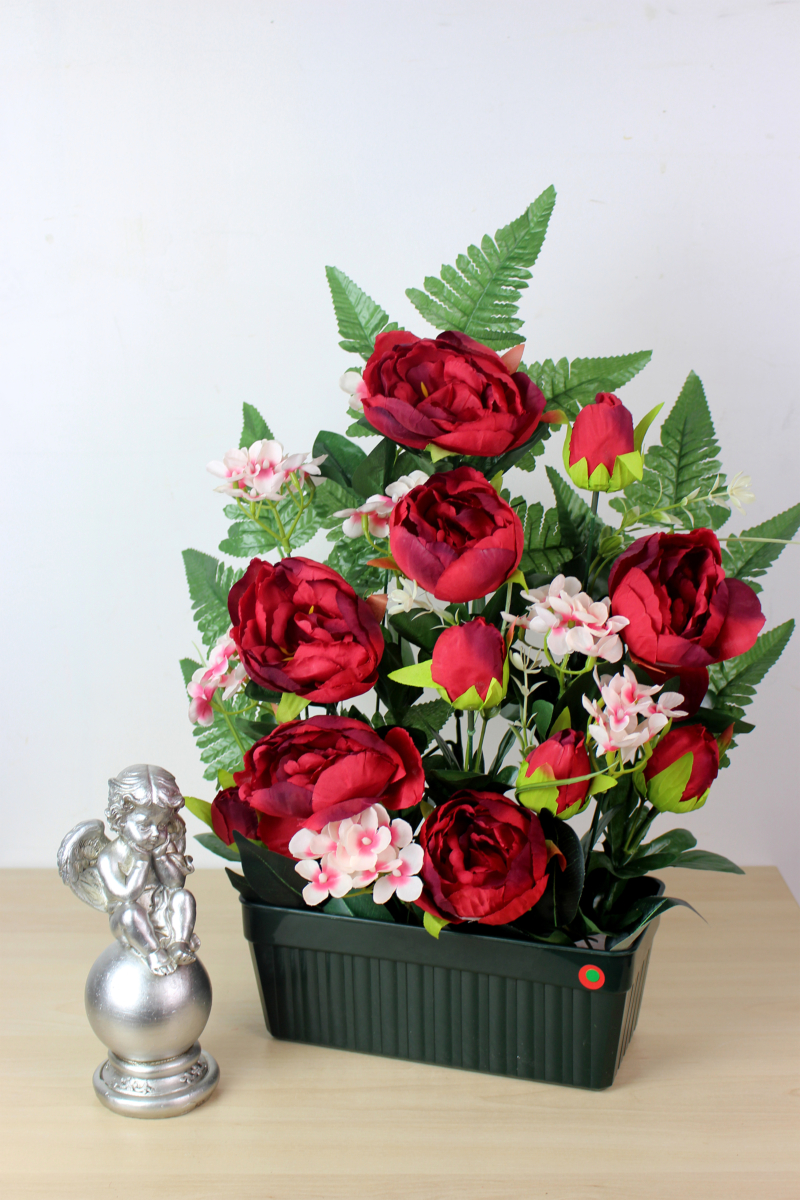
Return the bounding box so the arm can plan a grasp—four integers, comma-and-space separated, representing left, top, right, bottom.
181, 187, 797, 953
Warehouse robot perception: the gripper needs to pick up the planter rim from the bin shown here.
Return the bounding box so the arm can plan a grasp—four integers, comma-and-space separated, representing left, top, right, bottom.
240, 893, 660, 994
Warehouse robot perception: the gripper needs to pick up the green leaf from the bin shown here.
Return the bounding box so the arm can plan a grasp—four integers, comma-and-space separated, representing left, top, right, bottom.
606, 895, 703, 951
616, 828, 697, 876
707, 620, 795, 720
351, 438, 396, 499
721, 503, 800, 591
240, 402, 273, 447
525, 351, 653, 420
225, 868, 261, 901
388, 608, 443, 651
519, 500, 574, 576
525, 811, 585, 933
180, 657, 201, 686
325, 536, 386, 596
325, 266, 400, 359
405, 187, 556, 351
613, 371, 728, 530
233, 832, 307, 909
313, 430, 367, 490
346, 419, 379, 439
671, 849, 744, 874
376, 639, 422, 721
313, 477, 365, 527
336, 892, 395, 922
183, 795, 213, 828
182, 549, 242, 648
219, 492, 324, 557
404, 699, 452, 744
194, 831, 240, 861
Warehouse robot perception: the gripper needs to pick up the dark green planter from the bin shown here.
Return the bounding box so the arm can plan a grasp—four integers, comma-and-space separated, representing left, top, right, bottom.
241, 899, 659, 1089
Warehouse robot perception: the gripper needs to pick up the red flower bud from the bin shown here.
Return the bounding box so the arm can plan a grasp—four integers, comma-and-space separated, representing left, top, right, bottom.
569, 393, 634, 476
210, 786, 259, 845
430, 618, 507, 709
516, 729, 592, 818
644, 724, 720, 812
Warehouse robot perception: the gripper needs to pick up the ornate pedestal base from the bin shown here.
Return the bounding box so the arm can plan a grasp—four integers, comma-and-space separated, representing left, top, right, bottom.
93, 1041, 219, 1118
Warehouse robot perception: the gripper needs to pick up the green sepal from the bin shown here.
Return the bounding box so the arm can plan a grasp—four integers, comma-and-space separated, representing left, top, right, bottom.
217, 769, 236, 789
276, 693, 310, 723
515, 763, 560, 814
423, 911, 450, 939
183, 795, 213, 829
646, 751, 702, 812
506, 567, 528, 588
426, 443, 457, 462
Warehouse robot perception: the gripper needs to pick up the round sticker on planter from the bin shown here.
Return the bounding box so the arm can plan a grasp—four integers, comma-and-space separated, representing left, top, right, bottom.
579, 964, 605, 990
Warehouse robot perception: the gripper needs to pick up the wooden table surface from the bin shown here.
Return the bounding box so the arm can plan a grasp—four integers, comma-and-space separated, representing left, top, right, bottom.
1, 866, 798, 1199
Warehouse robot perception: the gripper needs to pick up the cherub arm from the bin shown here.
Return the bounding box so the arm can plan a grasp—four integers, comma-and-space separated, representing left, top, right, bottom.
96, 842, 151, 902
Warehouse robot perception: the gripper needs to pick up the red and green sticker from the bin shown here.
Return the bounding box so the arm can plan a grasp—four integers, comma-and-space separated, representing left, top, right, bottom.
578, 964, 605, 990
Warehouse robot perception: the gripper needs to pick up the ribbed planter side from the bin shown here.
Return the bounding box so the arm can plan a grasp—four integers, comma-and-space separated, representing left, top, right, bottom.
242, 901, 658, 1090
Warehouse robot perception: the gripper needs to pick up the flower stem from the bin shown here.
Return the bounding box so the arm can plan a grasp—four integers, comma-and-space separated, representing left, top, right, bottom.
471, 716, 488, 771
584, 491, 600, 591
466, 710, 475, 766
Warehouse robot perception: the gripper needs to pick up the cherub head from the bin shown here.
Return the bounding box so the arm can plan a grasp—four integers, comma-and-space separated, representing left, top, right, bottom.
106, 764, 184, 851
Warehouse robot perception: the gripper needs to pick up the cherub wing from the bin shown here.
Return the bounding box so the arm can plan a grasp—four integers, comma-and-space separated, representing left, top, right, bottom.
56, 820, 111, 912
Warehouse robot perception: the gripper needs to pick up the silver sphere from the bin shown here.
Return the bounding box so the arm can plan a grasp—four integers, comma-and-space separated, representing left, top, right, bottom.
85, 941, 212, 1062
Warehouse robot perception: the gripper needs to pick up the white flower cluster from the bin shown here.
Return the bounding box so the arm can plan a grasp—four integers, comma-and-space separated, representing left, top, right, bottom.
582, 666, 686, 763
505, 575, 629, 663
289, 804, 424, 906
207, 439, 325, 502
187, 635, 246, 726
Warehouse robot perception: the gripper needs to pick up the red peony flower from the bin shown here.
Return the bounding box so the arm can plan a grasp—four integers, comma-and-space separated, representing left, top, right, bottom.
430, 617, 508, 710
210, 786, 259, 845
388, 466, 523, 602
516, 729, 592, 819
416, 790, 549, 925
608, 528, 764, 710
358, 330, 546, 456
234, 715, 425, 856
644, 724, 720, 812
228, 556, 384, 704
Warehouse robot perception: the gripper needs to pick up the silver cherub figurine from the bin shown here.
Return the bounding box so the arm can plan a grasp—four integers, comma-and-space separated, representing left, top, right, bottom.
58, 765, 219, 1118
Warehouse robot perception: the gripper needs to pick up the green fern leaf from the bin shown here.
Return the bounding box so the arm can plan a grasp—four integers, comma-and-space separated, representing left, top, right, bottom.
325, 266, 399, 360
721, 504, 800, 591
546, 467, 608, 550
519, 501, 573, 576
707, 620, 795, 720
613, 371, 728, 530
182, 550, 243, 648
526, 351, 652, 419
405, 187, 556, 350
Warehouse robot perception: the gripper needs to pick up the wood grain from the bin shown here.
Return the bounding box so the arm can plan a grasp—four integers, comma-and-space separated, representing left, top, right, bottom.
1, 866, 798, 1199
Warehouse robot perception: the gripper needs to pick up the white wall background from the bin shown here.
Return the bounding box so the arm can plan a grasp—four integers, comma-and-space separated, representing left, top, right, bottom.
2, 1, 798, 897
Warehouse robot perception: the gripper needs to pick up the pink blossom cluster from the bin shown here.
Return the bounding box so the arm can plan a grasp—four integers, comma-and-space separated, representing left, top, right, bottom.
334, 471, 429, 539
207, 439, 325, 502
187, 635, 247, 726
507, 575, 629, 663
582, 665, 687, 762
288, 804, 424, 906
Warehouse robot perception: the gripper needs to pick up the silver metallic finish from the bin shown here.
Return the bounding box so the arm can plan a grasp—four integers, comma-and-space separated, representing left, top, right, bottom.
57, 764, 219, 1117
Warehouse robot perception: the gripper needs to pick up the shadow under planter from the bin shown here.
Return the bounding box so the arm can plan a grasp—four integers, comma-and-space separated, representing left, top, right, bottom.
241, 899, 659, 1090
